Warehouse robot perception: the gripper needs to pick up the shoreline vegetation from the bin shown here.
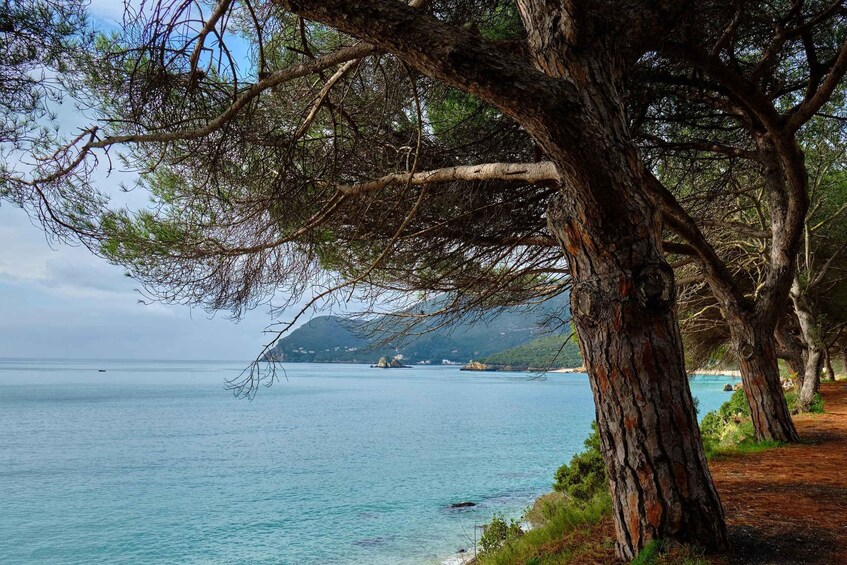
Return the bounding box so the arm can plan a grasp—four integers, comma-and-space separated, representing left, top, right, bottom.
451, 378, 842, 565
7, 1, 847, 561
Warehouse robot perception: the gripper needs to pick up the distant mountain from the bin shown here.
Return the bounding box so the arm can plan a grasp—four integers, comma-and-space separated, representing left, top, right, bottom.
264, 298, 568, 365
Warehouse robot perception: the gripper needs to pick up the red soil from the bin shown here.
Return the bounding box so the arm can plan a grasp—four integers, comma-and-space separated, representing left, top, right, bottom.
712, 381, 847, 564
524, 383, 847, 564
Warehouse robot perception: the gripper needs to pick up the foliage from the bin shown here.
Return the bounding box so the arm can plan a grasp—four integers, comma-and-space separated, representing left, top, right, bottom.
476, 491, 613, 565
0, 0, 89, 148
0, 0, 96, 235
698, 388, 824, 458
785, 390, 825, 414
553, 423, 608, 503
479, 513, 523, 554
523, 491, 569, 529
629, 540, 709, 565
700, 388, 757, 457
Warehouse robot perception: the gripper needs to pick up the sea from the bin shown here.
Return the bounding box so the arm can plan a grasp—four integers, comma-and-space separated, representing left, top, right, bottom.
0, 360, 739, 564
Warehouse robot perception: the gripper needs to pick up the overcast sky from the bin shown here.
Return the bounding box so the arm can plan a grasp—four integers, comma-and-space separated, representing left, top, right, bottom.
0, 1, 320, 360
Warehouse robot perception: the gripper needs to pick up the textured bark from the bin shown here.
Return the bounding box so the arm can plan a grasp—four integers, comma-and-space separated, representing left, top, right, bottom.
539, 53, 727, 562
517, 5, 725, 558
282, 0, 728, 558
775, 321, 805, 378
726, 310, 800, 442
798, 348, 822, 412
649, 131, 805, 442
792, 276, 823, 412
721, 134, 806, 437
551, 193, 728, 559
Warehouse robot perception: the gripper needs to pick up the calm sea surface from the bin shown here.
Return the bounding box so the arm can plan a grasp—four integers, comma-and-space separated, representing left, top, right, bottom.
0, 360, 738, 564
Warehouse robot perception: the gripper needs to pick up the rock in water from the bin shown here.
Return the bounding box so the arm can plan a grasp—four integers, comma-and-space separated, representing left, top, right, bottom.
373, 355, 411, 368
723, 383, 734, 391
460, 361, 493, 371
449, 501, 476, 508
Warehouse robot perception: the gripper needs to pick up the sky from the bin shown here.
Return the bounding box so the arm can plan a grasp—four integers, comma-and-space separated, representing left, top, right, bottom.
0, 0, 315, 360
0, 203, 281, 360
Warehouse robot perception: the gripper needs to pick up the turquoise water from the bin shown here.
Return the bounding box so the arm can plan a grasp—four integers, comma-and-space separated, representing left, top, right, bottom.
0, 360, 738, 564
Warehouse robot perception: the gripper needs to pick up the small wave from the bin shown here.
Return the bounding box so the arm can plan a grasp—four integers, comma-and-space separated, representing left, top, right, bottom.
440, 553, 475, 565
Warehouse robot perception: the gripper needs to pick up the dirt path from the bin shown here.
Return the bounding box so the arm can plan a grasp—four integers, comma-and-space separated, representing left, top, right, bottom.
713, 381, 847, 564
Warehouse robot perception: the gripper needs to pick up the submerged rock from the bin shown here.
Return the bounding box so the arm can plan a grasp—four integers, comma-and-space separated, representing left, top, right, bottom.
449, 501, 476, 508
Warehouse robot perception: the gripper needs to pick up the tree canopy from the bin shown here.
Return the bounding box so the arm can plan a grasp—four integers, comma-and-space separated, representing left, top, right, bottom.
7, 0, 847, 559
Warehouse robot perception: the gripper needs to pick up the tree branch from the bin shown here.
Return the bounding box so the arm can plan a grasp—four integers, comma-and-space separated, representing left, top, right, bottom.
277, 0, 576, 126
188, 0, 234, 83
787, 39, 847, 133
336, 162, 560, 195
89, 42, 378, 148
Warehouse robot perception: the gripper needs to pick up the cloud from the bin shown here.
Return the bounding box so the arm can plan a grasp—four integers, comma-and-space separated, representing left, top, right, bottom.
0, 204, 275, 359
88, 0, 135, 24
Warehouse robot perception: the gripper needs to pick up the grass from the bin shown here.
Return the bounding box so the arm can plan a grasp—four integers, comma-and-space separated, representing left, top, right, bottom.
629, 540, 711, 565
477, 494, 713, 565
476, 492, 614, 565
785, 390, 825, 414
705, 437, 784, 461
478, 384, 822, 564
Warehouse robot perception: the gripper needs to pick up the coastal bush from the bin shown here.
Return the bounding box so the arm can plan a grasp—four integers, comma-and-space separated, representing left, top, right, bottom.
785, 390, 825, 414
476, 491, 613, 565
524, 492, 568, 528
552, 423, 607, 503
480, 423, 713, 564
699, 387, 823, 458
700, 389, 758, 457
479, 514, 523, 554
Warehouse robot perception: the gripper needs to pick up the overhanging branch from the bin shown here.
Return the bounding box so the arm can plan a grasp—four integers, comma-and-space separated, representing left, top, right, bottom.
337, 162, 560, 195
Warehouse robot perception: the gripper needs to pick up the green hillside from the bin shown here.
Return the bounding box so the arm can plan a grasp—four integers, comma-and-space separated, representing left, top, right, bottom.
478, 334, 583, 369
264, 299, 569, 364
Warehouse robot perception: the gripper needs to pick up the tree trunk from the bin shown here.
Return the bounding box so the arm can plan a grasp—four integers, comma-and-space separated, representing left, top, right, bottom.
726, 310, 800, 442
823, 348, 835, 381
798, 346, 822, 412
537, 44, 726, 559
775, 321, 805, 379
791, 276, 822, 412
657, 130, 804, 443
287, 1, 728, 558
548, 195, 727, 559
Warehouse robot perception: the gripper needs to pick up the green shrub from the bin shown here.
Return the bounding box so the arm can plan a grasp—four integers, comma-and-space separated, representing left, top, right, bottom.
477, 491, 613, 565
785, 390, 825, 413
553, 422, 608, 503
523, 491, 568, 528
479, 513, 523, 554
698, 387, 820, 458
700, 389, 757, 457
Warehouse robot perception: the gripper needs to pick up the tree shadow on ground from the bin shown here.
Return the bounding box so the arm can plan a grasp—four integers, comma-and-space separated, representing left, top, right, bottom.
727, 524, 839, 564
